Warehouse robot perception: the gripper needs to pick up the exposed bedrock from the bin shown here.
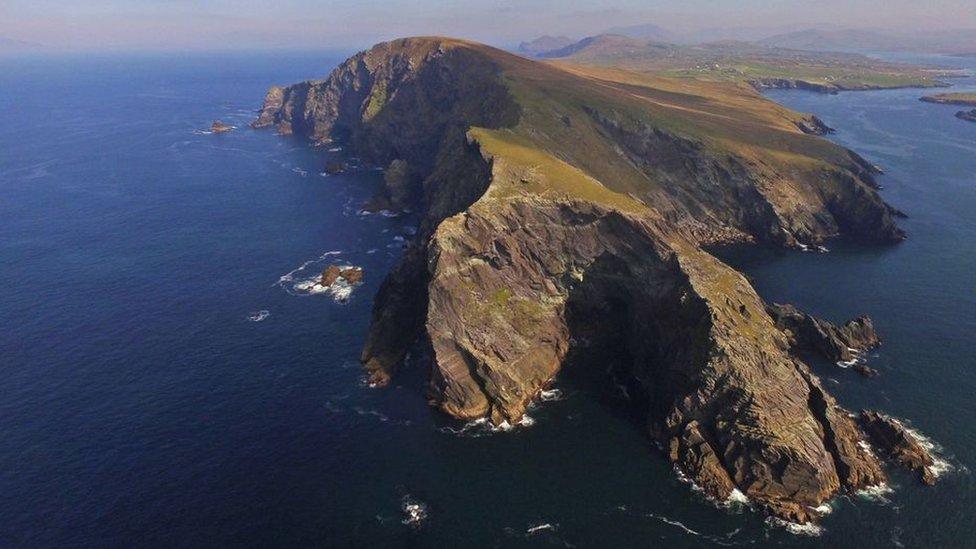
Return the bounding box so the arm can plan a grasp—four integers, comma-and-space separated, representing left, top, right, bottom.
584, 108, 903, 247
767, 303, 880, 363
859, 411, 939, 486
425, 195, 885, 523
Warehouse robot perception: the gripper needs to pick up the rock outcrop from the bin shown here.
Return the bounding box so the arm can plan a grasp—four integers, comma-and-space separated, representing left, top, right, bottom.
795, 115, 835, 135
767, 303, 880, 366
956, 109, 976, 122
253, 37, 927, 524
859, 411, 938, 485
321, 265, 363, 286
210, 120, 233, 133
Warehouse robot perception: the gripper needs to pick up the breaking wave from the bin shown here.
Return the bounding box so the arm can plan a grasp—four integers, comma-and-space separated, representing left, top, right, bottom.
246, 310, 270, 322
274, 251, 363, 302
439, 414, 536, 437
766, 517, 823, 537
401, 495, 428, 528
857, 482, 894, 503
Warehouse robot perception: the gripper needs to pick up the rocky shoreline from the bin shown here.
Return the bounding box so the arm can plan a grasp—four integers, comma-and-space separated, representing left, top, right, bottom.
920, 93, 976, 106
253, 37, 937, 526
956, 109, 976, 122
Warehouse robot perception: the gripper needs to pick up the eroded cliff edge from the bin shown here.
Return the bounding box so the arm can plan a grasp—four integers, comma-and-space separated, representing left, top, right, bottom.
254, 37, 927, 524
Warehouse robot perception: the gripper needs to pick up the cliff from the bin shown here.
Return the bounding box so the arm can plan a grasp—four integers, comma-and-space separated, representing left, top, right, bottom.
254, 37, 928, 525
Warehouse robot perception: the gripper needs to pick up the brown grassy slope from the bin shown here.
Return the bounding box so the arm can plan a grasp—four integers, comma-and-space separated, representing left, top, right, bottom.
451, 42, 897, 245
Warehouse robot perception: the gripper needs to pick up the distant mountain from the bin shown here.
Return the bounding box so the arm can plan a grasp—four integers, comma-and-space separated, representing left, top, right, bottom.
516, 35, 575, 57
760, 28, 976, 54
0, 37, 44, 53
602, 23, 674, 42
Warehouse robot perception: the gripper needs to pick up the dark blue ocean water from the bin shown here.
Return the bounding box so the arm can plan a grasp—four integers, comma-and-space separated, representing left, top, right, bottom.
0, 51, 974, 547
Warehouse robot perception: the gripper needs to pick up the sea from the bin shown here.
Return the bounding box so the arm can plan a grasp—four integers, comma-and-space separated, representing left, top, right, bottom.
0, 50, 974, 547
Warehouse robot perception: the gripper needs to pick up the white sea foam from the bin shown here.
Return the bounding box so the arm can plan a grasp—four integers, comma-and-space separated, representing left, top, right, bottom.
648, 513, 703, 536
276, 253, 363, 302
526, 523, 555, 535
246, 310, 270, 322
291, 167, 308, 177
328, 147, 342, 152
857, 482, 894, 502
275, 250, 342, 286
811, 503, 832, 515
902, 424, 954, 478
539, 388, 564, 402
726, 488, 750, 506
766, 517, 824, 537
401, 496, 427, 527
439, 414, 535, 437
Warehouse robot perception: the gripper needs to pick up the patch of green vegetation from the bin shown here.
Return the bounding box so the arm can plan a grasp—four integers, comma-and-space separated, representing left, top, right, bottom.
492, 287, 512, 306
364, 79, 388, 121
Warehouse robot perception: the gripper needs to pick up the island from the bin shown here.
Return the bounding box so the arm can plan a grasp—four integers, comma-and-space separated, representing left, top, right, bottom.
254, 37, 937, 526
920, 92, 976, 106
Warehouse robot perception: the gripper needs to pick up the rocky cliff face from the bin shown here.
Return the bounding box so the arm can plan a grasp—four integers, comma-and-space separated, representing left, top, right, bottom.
255, 37, 930, 524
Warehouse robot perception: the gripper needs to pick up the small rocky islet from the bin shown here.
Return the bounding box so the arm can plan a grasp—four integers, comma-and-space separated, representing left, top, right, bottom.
209, 120, 234, 133
321, 265, 363, 286
956, 109, 976, 122
253, 37, 940, 526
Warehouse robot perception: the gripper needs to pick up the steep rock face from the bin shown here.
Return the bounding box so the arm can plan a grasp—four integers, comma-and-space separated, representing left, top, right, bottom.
767, 303, 880, 363
425, 191, 885, 522
254, 37, 925, 524
859, 411, 938, 485
580, 106, 903, 248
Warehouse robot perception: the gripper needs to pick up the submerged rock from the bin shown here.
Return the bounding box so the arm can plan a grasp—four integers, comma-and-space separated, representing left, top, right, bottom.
859, 411, 938, 485
956, 109, 976, 122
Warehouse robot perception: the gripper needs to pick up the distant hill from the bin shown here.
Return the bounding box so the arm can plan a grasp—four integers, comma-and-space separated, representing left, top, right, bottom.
537, 34, 949, 92
760, 28, 976, 54
538, 33, 671, 60
602, 22, 674, 42
516, 35, 575, 57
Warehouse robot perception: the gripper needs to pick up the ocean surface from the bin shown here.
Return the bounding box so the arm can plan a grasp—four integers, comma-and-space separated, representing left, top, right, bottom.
0, 50, 974, 547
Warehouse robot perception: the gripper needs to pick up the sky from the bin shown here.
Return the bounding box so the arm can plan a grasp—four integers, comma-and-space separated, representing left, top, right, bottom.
2, 0, 976, 51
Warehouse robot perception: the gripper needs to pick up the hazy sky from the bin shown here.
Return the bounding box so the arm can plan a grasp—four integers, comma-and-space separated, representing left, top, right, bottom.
3, 0, 976, 51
